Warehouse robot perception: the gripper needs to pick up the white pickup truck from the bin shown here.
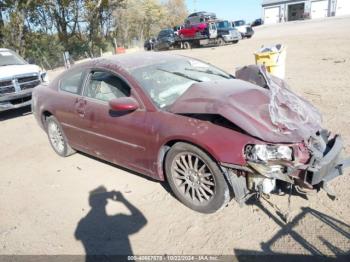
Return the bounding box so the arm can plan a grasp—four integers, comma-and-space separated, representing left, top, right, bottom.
232, 20, 254, 39
0, 48, 48, 112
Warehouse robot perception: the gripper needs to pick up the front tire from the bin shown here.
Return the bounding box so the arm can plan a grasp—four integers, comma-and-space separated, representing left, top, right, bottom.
46, 116, 76, 157
217, 37, 225, 46
165, 142, 230, 213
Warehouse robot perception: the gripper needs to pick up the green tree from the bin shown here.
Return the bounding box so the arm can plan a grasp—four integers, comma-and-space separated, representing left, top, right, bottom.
0, 0, 189, 68
164, 0, 188, 28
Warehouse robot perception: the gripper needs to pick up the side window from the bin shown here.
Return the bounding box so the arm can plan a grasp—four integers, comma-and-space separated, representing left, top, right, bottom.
84, 71, 131, 102
60, 70, 84, 94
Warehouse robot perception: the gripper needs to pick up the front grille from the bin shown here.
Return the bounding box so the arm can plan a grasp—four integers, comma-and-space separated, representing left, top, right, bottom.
0, 74, 41, 95
20, 80, 41, 90
0, 86, 15, 95
0, 80, 12, 87
18, 74, 40, 90
18, 75, 39, 83
0, 79, 15, 95
246, 27, 253, 33
230, 30, 238, 36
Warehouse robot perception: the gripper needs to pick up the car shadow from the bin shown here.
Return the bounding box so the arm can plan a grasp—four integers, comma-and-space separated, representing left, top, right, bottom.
77, 151, 179, 208
75, 186, 147, 261
234, 198, 350, 261
0, 105, 32, 121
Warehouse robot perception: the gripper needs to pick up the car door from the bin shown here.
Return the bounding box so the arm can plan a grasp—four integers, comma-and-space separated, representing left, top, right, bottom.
54, 68, 90, 151
208, 22, 218, 39
79, 69, 154, 175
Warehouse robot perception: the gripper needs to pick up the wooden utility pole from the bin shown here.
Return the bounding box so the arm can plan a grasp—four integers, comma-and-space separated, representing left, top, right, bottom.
0, 3, 5, 46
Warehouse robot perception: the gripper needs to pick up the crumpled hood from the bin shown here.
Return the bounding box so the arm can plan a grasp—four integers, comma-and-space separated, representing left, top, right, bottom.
0, 64, 41, 80
168, 79, 320, 143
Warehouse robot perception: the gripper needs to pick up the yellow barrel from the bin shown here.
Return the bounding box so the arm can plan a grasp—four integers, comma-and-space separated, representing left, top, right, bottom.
255, 45, 286, 79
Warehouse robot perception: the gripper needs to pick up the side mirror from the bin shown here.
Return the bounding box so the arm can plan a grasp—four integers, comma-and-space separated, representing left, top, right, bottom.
109, 97, 139, 112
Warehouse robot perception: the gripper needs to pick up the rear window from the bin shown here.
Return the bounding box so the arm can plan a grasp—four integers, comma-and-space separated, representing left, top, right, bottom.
60, 70, 85, 94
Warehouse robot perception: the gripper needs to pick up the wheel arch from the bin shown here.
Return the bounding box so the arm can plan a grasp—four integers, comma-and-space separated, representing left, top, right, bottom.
41, 110, 53, 130
156, 138, 221, 181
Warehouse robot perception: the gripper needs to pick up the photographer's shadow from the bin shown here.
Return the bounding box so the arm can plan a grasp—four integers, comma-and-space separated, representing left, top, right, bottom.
75, 186, 147, 260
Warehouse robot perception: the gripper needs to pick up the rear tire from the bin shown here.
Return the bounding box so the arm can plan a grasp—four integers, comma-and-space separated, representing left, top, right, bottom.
46, 116, 76, 157
165, 142, 230, 213
183, 41, 191, 49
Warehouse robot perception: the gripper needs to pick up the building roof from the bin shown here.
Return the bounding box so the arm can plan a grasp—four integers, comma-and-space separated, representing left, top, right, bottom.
262, 0, 305, 6
262, 0, 283, 5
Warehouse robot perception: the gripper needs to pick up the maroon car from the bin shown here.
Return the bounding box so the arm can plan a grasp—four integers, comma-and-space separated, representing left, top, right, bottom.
32, 53, 349, 213
178, 23, 208, 39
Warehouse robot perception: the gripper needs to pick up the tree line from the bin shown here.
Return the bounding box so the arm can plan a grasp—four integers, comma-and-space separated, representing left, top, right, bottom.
0, 0, 188, 69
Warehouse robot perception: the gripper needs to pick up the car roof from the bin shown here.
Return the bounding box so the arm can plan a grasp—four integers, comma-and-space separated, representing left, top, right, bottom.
159, 28, 174, 33
188, 11, 215, 17
0, 48, 10, 51
77, 52, 187, 71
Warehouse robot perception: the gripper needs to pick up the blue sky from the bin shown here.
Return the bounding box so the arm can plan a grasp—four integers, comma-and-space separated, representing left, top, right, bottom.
185, 0, 263, 23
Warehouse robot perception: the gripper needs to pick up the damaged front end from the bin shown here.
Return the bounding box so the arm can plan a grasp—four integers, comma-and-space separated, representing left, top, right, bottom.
168, 63, 350, 205
223, 65, 350, 203
238, 131, 349, 199
221, 129, 350, 208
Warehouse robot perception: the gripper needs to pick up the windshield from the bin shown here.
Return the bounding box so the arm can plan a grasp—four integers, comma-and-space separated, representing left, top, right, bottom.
234, 20, 246, 26
131, 58, 233, 108
0, 49, 27, 66
217, 21, 231, 29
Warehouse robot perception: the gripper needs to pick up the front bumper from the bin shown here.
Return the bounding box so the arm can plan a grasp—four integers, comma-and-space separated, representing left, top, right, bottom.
223, 135, 349, 193
223, 33, 241, 42
0, 89, 33, 112
307, 135, 350, 185
243, 31, 254, 37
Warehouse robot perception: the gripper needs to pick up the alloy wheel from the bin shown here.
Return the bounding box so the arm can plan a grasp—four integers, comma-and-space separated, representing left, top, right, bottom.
48, 121, 65, 154
171, 152, 216, 204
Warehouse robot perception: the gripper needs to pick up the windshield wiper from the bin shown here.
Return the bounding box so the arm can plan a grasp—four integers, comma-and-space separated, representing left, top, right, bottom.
157, 68, 202, 82
185, 67, 232, 79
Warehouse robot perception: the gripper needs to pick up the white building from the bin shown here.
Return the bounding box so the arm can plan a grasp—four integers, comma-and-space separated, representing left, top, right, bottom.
262, 0, 350, 24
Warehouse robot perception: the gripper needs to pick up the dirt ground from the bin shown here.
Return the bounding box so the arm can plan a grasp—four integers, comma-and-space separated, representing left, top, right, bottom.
1, 16, 350, 257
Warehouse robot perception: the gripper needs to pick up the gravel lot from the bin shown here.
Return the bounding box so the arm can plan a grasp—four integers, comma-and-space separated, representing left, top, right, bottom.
1, 16, 350, 257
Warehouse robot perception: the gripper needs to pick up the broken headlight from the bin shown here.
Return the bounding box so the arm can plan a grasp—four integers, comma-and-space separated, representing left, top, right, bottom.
245, 144, 293, 162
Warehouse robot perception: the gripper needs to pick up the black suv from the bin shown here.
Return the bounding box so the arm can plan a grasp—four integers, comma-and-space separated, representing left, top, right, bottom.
154, 29, 176, 50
